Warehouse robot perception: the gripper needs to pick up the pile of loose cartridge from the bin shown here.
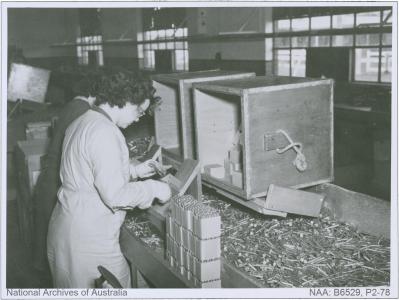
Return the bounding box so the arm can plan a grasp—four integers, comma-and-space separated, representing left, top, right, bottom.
166, 195, 222, 288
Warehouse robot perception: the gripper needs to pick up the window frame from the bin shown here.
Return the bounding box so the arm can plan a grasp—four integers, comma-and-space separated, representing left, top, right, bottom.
272, 8, 392, 84
139, 27, 189, 71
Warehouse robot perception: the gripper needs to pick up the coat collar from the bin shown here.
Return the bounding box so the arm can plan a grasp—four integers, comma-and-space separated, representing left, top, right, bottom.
91, 105, 113, 122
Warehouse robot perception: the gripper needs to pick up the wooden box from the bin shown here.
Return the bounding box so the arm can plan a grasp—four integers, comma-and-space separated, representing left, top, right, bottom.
193, 76, 334, 202
14, 139, 49, 248
26, 121, 52, 140
152, 70, 255, 161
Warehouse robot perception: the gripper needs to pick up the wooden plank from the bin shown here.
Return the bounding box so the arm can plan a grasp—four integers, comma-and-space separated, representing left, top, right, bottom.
264, 184, 324, 217
152, 70, 230, 83
193, 89, 241, 173
202, 173, 247, 200
221, 258, 262, 288
179, 72, 255, 160
147, 157, 202, 236
245, 83, 333, 198
152, 80, 181, 152
120, 226, 189, 288
202, 181, 287, 217
120, 225, 264, 288
314, 183, 390, 239
194, 76, 329, 95
137, 144, 161, 162
174, 158, 200, 195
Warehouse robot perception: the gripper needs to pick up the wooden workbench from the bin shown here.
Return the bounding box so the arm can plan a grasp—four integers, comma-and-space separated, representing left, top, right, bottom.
120, 225, 262, 288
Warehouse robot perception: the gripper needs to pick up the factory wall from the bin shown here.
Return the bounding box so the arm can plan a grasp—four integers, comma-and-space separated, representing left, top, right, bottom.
187, 7, 273, 75
8, 8, 79, 69
100, 8, 142, 70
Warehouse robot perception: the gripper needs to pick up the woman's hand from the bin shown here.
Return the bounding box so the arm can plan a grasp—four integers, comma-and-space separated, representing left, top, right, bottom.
138, 180, 171, 209
130, 159, 156, 179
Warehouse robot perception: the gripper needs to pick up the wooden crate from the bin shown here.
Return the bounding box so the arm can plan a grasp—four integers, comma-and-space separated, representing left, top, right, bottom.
193, 76, 334, 203
14, 139, 49, 248
26, 121, 52, 140
152, 70, 255, 160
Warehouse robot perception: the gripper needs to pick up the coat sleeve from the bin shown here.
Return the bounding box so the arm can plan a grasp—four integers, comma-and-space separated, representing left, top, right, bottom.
87, 122, 155, 210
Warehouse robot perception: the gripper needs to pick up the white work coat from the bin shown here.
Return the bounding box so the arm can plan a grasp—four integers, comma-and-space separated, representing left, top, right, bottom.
47, 109, 154, 288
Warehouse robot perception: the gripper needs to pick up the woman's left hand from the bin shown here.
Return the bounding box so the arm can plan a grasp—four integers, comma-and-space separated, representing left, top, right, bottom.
134, 160, 156, 178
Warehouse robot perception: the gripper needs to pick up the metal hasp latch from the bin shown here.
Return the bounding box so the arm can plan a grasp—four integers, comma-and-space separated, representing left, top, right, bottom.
264, 129, 307, 172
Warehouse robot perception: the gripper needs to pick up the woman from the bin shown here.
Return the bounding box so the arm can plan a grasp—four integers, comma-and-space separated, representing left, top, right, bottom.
47, 71, 171, 288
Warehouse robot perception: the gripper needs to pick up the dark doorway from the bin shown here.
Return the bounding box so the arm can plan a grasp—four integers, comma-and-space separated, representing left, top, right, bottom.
88, 51, 98, 67
155, 50, 173, 73
306, 48, 350, 82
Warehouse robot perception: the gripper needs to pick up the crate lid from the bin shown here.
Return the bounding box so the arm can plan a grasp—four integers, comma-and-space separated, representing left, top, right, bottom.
26, 121, 52, 128
194, 76, 333, 96
152, 70, 254, 84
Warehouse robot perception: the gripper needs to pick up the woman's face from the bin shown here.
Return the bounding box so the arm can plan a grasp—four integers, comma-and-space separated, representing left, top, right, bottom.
118, 99, 150, 129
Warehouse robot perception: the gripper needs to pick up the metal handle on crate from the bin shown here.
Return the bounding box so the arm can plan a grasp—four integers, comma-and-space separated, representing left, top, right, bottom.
275, 129, 307, 172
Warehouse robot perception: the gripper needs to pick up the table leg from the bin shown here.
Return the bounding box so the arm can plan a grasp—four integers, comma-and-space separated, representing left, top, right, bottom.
130, 264, 139, 288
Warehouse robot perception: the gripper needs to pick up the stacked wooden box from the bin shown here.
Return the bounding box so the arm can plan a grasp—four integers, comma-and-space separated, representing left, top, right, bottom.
166, 195, 221, 288
193, 76, 334, 203
152, 70, 255, 161
25, 121, 52, 140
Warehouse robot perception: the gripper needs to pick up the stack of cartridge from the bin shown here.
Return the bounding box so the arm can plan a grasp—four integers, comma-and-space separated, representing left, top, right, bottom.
165, 195, 221, 288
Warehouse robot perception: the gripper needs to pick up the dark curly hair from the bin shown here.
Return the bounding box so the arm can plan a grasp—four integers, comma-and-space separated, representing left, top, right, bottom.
95, 70, 160, 116
72, 66, 104, 98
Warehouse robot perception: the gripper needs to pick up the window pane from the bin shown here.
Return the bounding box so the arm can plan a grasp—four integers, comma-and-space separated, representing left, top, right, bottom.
175, 41, 184, 49
356, 11, 381, 26
311, 15, 331, 30
144, 31, 151, 40
150, 30, 158, 40
291, 49, 306, 77
381, 48, 392, 82
382, 33, 392, 45
275, 19, 290, 32
165, 29, 174, 38
276, 49, 290, 76
332, 35, 353, 46
332, 14, 355, 28
292, 18, 309, 31
98, 50, 104, 66
158, 42, 166, 50
175, 50, 186, 71
383, 10, 392, 24
151, 43, 158, 50
138, 45, 144, 58
356, 33, 380, 46
183, 28, 188, 36
356, 34, 380, 46
175, 28, 184, 37
166, 42, 174, 50
137, 32, 143, 41
311, 35, 330, 47
291, 36, 309, 47
144, 50, 155, 69
77, 46, 82, 57
274, 37, 290, 48
265, 38, 273, 60
354, 48, 379, 82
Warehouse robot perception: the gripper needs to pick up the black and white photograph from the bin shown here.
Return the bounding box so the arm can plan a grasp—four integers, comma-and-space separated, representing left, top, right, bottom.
1, 1, 397, 298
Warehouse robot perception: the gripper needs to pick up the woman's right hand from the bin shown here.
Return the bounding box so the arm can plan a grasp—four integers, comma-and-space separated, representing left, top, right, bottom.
138, 180, 172, 209
151, 181, 172, 203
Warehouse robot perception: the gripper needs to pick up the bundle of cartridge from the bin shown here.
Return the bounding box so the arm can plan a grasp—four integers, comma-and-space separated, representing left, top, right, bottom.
165, 195, 221, 288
